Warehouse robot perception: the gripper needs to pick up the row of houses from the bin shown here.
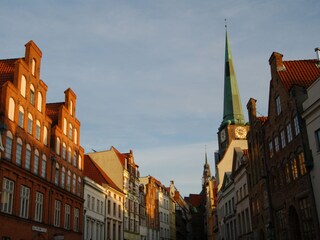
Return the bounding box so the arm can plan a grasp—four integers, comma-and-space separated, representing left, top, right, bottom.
0, 41, 194, 240
204, 29, 320, 240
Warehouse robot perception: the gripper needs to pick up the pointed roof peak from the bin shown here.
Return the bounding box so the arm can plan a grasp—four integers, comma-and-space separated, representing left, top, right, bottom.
220, 27, 245, 128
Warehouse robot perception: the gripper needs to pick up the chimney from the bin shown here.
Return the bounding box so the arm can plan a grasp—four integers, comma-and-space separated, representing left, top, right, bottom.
315, 47, 320, 61
269, 52, 286, 71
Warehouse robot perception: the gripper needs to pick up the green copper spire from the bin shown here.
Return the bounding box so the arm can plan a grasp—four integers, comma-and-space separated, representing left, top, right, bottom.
221, 29, 245, 128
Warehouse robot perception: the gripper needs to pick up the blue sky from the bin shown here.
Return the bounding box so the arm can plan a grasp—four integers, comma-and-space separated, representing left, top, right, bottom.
1, 0, 319, 196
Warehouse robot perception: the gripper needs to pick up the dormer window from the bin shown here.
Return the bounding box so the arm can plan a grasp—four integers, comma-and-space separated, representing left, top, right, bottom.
276, 95, 282, 116
31, 58, 36, 76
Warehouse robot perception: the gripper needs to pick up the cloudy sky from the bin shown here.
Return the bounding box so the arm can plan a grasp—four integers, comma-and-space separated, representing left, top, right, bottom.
1, 0, 319, 196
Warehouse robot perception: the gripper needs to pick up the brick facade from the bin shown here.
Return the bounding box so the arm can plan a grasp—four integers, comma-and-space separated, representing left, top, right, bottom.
0, 41, 84, 240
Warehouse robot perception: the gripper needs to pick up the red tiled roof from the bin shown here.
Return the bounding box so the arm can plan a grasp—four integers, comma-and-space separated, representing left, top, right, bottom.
84, 155, 123, 193
278, 59, 320, 91
0, 58, 18, 86
46, 102, 64, 125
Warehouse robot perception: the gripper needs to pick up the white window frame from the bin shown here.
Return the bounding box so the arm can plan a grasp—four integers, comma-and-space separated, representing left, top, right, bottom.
1, 178, 14, 214
64, 204, 71, 229
35, 192, 43, 222
20, 185, 30, 218
54, 200, 61, 227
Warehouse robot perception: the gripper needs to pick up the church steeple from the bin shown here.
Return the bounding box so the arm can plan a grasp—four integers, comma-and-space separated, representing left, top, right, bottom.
220, 27, 245, 129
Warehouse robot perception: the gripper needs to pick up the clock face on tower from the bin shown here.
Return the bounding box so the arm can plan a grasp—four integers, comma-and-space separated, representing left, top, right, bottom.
235, 126, 247, 139
220, 129, 226, 142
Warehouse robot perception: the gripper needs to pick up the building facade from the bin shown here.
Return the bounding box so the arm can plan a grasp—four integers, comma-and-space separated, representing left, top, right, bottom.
0, 41, 84, 240
263, 51, 320, 239
303, 76, 320, 226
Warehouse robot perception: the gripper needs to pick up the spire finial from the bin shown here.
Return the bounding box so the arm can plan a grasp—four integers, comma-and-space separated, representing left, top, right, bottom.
225, 18, 227, 30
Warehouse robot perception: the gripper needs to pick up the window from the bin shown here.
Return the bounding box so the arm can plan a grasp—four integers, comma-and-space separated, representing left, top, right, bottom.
15, 138, 23, 166
8, 97, 15, 121
299, 197, 316, 239
41, 154, 47, 178
72, 173, 76, 194
43, 126, 48, 146
108, 200, 111, 214
64, 204, 71, 229
285, 163, 291, 184
1, 178, 14, 214
55, 163, 60, 185
316, 129, 320, 151
63, 118, 67, 135
67, 170, 71, 191
78, 155, 82, 170
87, 194, 91, 208
294, 115, 300, 135
20, 75, 26, 97
77, 177, 81, 196
18, 106, 24, 128
69, 123, 73, 140
299, 152, 307, 175
67, 147, 71, 163
268, 141, 273, 158
31, 58, 36, 76
37, 92, 42, 112
30, 84, 35, 105
113, 202, 116, 216
286, 123, 293, 143
54, 200, 61, 227
276, 95, 282, 115
61, 167, 66, 188
35, 192, 43, 222
291, 159, 298, 180
74, 208, 79, 232
91, 196, 95, 210
56, 137, 60, 155
69, 101, 73, 115
280, 130, 286, 148
274, 136, 280, 152
62, 142, 66, 160
73, 151, 77, 167
25, 144, 31, 170
34, 149, 39, 175
36, 120, 41, 140
74, 128, 78, 144
5, 131, 13, 160
28, 113, 33, 134
20, 185, 30, 218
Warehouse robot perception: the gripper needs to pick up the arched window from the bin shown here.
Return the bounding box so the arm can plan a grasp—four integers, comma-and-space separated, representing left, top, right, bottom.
41, 154, 47, 178
73, 151, 77, 167
68, 123, 72, 140
16, 138, 23, 166
67, 147, 71, 163
62, 142, 66, 160
5, 131, 13, 160
55, 163, 60, 185
32, 58, 36, 76
72, 173, 76, 194
25, 144, 31, 170
8, 97, 15, 121
28, 113, 33, 134
77, 177, 81, 196
30, 84, 35, 105
18, 106, 24, 128
63, 118, 67, 135
69, 101, 73, 116
36, 120, 41, 140
61, 167, 66, 189
37, 92, 42, 112
67, 170, 71, 191
78, 155, 82, 170
34, 149, 39, 175
74, 128, 78, 144
43, 126, 48, 146
56, 137, 60, 155
20, 75, 26, 97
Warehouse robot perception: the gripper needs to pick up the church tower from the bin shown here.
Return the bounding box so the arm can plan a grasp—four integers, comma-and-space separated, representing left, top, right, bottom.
217, 28, 248, 160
